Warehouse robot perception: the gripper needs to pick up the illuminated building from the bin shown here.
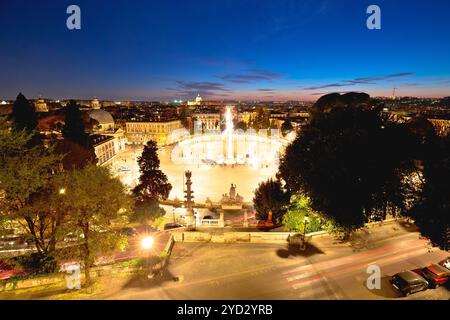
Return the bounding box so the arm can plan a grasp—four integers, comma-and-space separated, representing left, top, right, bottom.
125, 120, 183, 145
187, 94, 203, 106
35, 97, 49, 112
91, 134, 116, 166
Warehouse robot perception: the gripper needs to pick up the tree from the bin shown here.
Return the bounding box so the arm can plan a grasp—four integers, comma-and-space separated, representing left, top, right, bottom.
57, 100, 97, 169
253, 178, 289, 224
133, 140, 172, 222
62, 100, 89, 145
0, 117, 63, 266
59, 165, 132, 285
281, 120, 294, 137
179, 105, 190, 130
235, 121, 247, 132
56, 139, 97, 170
409, 133, 450, 250
283, 195, 322, 233
278, 93, 414, 238
133, 198, 165, 224
11, 93, 38, 133
252, 106, 270, 131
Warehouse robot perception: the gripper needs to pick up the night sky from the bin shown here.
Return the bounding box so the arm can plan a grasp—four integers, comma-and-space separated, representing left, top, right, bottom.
1, 0, 449, 101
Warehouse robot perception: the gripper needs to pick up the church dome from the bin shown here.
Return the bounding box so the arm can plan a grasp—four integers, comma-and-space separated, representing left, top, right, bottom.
88, 109, 114, 125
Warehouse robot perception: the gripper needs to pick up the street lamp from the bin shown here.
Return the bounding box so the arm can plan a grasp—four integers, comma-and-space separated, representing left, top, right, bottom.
59, 188, 66, 195
141, 236, 154, 278
141, 236, 154, 250
303, 215, 309, 235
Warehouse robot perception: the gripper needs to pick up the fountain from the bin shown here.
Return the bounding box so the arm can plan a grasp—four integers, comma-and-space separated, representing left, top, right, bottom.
172, 105, 287, 168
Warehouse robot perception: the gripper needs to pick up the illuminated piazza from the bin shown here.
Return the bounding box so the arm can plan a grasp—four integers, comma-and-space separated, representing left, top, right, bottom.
114, 106, 292, 203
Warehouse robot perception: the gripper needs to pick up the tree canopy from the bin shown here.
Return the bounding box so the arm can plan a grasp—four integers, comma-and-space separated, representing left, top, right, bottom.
278, 93, 415, 236
11, 93, 38, 133
57, 165, 132, 284
253, 178, 289, 224
57, 100, 97, 170
281, 120, 294, 137
409, 133, 450, 250
133, 140, 172, 222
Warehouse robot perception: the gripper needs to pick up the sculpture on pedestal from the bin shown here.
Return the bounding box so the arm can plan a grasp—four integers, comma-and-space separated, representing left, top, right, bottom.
220, 184, 244, 210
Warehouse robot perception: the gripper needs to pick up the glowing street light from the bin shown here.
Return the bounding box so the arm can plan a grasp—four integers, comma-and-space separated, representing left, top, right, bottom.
141, 235, 155, 279
141, 236, 154, 250
303, 215, 309, 235
59, 188, 66, 195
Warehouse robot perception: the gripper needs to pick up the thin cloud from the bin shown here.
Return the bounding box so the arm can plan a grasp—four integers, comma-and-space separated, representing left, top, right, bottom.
218, 68, 284, 83
169, 80, 232, 98
257, 88, 276, 92
304, 73, 414, 90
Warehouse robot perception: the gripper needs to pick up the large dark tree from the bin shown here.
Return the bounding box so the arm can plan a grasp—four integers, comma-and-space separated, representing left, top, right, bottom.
56, 100, 97, 169
11, 93, 38, 133
253, 178, 289, 224
278, 93, 414, 236
133, 140, 172, 221
281, 120, 294, 137
409, 133, 450, 250
62, 100, 89, 145
0, 117, 63, 271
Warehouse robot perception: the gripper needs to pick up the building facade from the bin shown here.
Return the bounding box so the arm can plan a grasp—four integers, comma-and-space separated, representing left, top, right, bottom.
125, 120, 183, 145
193, 113, 221, 131
91, 134, 116, 166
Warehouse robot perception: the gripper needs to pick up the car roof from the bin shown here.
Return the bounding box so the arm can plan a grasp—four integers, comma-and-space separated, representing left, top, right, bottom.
427, 264, 450, 275
397, 271, 425, 282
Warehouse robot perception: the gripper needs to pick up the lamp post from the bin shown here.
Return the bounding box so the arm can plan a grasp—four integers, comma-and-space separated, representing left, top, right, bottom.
141, 236, 154, 277
302, 215, 309, 251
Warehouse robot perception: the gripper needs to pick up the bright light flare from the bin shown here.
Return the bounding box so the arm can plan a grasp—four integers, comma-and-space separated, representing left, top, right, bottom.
141, 236, 154, 250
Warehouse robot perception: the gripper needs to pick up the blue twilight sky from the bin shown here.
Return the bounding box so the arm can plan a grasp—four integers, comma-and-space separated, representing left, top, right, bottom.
0, 0, 449, 101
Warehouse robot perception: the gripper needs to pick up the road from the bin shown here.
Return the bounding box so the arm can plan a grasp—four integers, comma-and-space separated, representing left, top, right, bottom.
90, 222, 449, 300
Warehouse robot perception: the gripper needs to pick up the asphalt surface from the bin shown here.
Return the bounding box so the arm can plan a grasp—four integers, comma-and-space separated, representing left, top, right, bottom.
90, 222, 450, 300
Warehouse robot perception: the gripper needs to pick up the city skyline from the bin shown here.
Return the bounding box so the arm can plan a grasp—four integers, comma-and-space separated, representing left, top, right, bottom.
1, 0, 450, 101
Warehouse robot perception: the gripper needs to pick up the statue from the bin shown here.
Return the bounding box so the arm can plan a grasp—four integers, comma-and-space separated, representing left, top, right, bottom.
220, 183, 243, 210
229, 184, 236, 199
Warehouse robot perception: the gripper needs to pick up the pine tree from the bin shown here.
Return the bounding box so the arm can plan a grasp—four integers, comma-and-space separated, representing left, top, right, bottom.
11, 93, 38, 133
133, 140, 172, 201
253, 178, 289, 224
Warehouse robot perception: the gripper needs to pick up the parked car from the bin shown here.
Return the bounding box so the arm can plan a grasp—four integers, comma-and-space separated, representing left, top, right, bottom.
163, 223, 183, 230
390, 271, 429, 296
420, 264, 450, 288
0, 235, 33, 250
202, 215, 213, 220
0, 261, 29, 281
